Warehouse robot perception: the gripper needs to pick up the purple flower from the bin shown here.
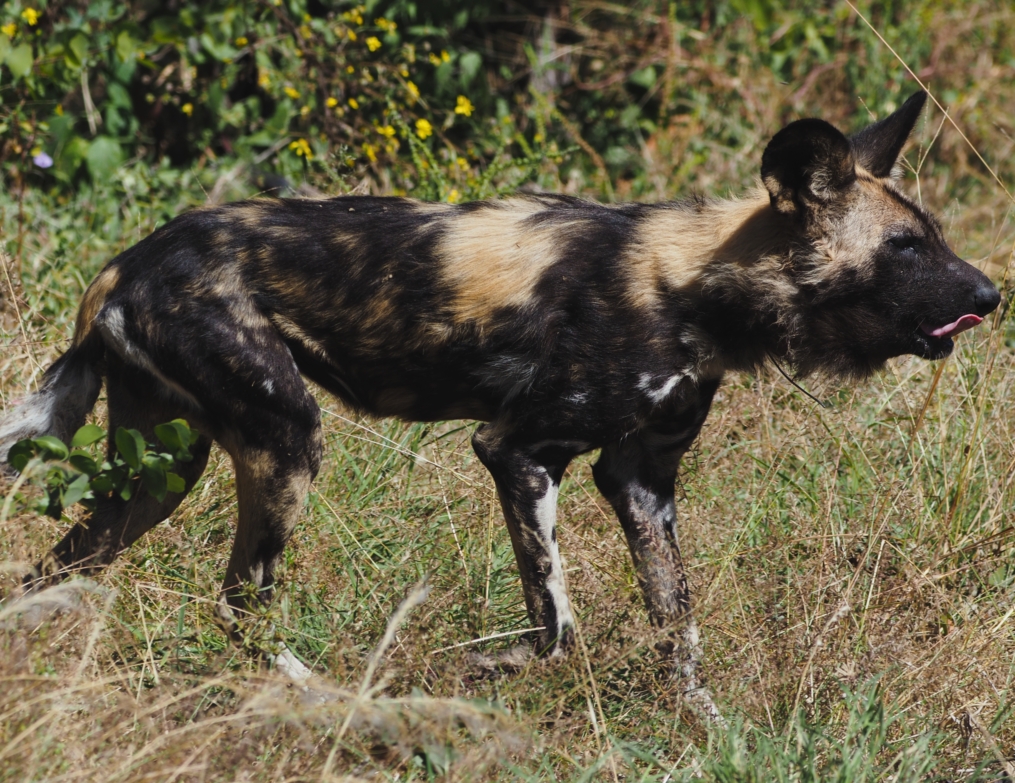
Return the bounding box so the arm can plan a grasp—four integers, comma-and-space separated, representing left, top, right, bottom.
33, 152, 53, 169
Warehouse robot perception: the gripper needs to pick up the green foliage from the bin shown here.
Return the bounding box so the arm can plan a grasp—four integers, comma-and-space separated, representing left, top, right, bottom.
691, 682, 940, 783
7, 419, 199, 519
0, 0, 532, 196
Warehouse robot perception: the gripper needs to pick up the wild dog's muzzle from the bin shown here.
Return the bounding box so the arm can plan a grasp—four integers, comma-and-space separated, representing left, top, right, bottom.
920, 279, 1000, 338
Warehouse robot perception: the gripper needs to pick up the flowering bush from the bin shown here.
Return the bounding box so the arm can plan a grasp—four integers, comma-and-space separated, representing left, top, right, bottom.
0, 0, 559, 201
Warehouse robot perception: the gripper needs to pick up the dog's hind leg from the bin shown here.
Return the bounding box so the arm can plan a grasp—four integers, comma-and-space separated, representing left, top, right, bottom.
592, 383, 724, 723
204, 347, 322, 681
24, 357, 212, 589
472, 426, 579, 661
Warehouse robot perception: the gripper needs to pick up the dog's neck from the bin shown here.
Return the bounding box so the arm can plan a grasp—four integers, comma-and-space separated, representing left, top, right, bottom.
638, 190, 808, 377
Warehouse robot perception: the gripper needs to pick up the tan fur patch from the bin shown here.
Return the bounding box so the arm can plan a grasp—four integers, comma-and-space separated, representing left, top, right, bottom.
437, 199, 580, 324
73, 266, 121, 346
624, 190, 778, 308
804, 173, 920, 287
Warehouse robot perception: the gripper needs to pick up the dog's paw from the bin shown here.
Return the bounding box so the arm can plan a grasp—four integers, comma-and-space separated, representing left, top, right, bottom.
464, 644, 535, 680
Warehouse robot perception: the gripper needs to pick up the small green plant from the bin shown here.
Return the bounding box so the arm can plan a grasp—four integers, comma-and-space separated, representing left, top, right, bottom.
693, 681, 940, 783
6, 419, 199, 520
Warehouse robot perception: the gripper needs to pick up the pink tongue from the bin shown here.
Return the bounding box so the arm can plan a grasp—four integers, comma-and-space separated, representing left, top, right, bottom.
921, 314, 983, 338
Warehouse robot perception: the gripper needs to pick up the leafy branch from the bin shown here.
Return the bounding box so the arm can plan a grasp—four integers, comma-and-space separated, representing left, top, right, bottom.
6, 420, 199, 519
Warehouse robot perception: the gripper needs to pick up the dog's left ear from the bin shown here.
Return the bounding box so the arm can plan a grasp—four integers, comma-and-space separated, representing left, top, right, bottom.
850, 91, 927, 178
761, 118, 855, 218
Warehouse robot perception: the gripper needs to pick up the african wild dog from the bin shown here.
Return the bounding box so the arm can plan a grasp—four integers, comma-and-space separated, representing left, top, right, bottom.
0, 91, 999, 716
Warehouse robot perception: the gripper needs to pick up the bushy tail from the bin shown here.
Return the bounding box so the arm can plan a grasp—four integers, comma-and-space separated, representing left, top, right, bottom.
0, 269, 114, 464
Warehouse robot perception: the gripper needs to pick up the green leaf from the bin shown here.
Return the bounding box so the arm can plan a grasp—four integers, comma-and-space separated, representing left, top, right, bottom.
62, 472, 93, 507
5, 43, 33, 79
459, 51, 481, 88
166, 472, 185, 494
7, 441, 34, 472
67, 33, 88, 69
33, 436, 69, 461
0, 34, 10, 64
107, 81, 132, 110
89, 473, 114, 495
56, 135, 90, 182
68, 451, 99, 475
114, 427, 144, 470
140, 461, 168, 502
71, 424, 105, 449
155, 419, 198, 460
86, 136, 125, 182
115, 30, 136, 63
628, 66, 656, 90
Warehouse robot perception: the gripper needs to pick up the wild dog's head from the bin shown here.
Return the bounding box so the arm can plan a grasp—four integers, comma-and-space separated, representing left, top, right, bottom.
761, 91, 1000, 379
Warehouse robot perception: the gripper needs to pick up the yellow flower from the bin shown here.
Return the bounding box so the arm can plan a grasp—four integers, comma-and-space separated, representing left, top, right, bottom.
258, 72, 271, 87
415, 118, 433, 139
235, 36, 248, 47
441, 50, 450, 62
406, 81, 419, 103
454, 95, 474, 117
363, 143, 377, 162
299, 24, 312, 38
284, 86, 301, 99
399, 66, 409, 77
346, 65, 355, 73
342, 9, 364, 25
348, 97, 359, 109
300, 105, 310, 117
375, 18, 397, 32
20, 8, 39, 26
456, 156, 468, 169
54, 104, 63, 116
447, 188, 461, 204
366, 36, 381, 52
377, 125, 395, 138
288, 138, 313, 159
347, 30, 357, 41
181, 102, 194, 116
1, 23, 16, 37
428, 52, 441, 66
326, 97, 338, 108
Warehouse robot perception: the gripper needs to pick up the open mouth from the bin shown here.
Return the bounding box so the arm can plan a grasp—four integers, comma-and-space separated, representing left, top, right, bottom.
912, 313, 985, 360
919, 314, 983, 339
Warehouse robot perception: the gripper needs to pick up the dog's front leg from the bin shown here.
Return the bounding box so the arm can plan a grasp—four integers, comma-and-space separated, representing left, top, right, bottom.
472, 425, 577, 659
592, 390, 723, 722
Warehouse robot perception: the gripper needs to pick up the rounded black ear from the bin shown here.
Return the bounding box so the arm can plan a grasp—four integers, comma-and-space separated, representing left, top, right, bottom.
761, 118, 855, 217
850, 91, 927, 177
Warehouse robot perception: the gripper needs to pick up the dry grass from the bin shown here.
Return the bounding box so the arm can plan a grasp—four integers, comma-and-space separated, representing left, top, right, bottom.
3, 2, 1015, 780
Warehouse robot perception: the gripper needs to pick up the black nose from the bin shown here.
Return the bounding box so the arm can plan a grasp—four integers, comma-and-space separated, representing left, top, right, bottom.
974, 281, 1001, 316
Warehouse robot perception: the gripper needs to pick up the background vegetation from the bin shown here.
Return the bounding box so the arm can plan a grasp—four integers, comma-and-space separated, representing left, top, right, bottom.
1, 0, 1014, 780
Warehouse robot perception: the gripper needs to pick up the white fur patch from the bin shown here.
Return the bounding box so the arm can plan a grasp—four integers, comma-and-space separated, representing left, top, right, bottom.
532, 476, 574, 639
0, 389, 58, 461
271, 645, 313, 683
638, 372, 685, 405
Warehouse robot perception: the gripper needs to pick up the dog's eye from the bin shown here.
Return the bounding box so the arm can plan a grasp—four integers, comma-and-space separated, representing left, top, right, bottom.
888, 235, 920, 251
